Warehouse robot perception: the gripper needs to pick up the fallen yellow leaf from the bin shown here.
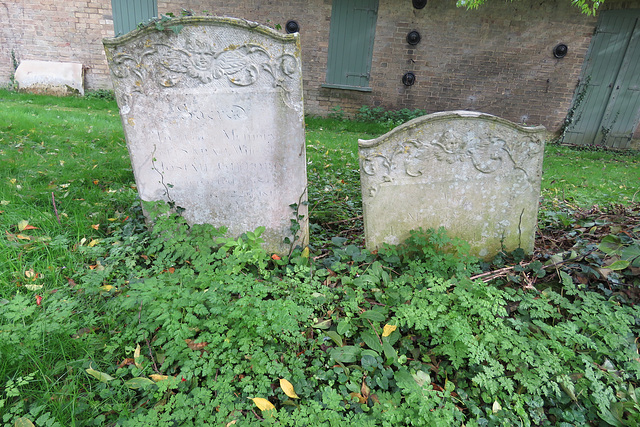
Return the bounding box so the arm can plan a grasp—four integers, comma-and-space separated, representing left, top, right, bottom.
382, 324, 397, 337
279, 378, 299, 399
149, 374, 168, 382
100, 285, 113, 292
134, 344, 143, 369
18, 220, 29, 231
301, 246, 310, 258
88, 239, 100, 247
13, 417, 35, 427
16, 234, 31, 241
250, 397, 276, 412
91, 224, 100, 230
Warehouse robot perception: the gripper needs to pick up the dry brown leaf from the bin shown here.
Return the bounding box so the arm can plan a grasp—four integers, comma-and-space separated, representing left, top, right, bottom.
349, 392, 367, 404
370, 394, 380, 405
361, 379, 370, 400
118, 358, 135, 368
185, 339, 208, 351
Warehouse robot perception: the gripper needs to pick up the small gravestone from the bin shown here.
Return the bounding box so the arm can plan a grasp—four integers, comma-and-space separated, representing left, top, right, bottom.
103, 17, 308, 254
359, 111, 546, 259
15, 60, 85, 95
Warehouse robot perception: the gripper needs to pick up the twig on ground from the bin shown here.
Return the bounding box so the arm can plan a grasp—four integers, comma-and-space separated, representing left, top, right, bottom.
470, 256, 590, 284
51, 192, 61, 224
146, 338, 160, 373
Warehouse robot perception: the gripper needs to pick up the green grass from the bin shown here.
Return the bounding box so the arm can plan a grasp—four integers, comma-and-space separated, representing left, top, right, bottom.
541, 144, 640, 207
1, 92, 639, 425
0, 90, 135, 301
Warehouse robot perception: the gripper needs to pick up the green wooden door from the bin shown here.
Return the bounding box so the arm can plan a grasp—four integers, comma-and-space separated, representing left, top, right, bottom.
111, 0, 158, 37
324, 0, 379, 91
563, 10, 640, 149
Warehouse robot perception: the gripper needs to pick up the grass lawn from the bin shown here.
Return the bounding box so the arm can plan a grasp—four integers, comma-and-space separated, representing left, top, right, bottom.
1, 90, 639, 426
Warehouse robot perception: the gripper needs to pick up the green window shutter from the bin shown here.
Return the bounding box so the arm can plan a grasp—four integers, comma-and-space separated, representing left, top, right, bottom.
111, 0, 158, 37
324, 0, 379, 91
563, 10, 640, 149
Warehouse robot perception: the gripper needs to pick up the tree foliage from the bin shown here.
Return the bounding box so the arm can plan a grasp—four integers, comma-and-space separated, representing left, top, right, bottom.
457, 0, 602, 15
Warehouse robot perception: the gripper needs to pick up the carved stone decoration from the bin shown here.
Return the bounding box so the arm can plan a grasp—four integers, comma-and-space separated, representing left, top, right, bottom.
358, 111, 547, 258
103, 17, 307, 255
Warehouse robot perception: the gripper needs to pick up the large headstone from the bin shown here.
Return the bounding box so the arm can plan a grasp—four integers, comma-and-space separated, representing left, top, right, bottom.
103, 17, 308, 254
359, 111, 546, 259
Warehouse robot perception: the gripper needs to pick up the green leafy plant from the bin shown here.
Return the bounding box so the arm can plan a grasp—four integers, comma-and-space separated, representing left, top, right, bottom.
356, 105, 427, 128
1, 91, 640, 426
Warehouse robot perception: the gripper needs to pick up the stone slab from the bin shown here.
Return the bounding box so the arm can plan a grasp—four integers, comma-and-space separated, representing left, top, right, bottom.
103, 17, 308, 254
359, 111, 546, 259
14, 60, 84, 95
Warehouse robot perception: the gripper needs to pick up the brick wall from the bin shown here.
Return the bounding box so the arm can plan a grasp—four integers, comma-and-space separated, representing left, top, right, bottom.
364, 0, 598, 131
2, 0, 637, 135
0, 0, 114, 90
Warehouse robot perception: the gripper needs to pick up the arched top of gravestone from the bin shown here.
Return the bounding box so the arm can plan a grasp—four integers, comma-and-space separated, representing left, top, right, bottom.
103, 16, 298, 46
358, 111, 547, 150
103, 16, 303, 113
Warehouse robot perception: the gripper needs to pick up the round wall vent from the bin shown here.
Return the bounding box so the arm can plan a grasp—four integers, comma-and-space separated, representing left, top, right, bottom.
413, 0, 428, 9
402, 72, 416, 86
285, 20, 300, 34
407, 31, 421, 45
553, 43, 568, 58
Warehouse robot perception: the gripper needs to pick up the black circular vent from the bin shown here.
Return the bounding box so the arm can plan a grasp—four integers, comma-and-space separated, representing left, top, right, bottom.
402, 72, 416, 86
413, 0, 428, 9
407, 31, 421, 45
553, 43, 568, 58
285, 20, 300, 34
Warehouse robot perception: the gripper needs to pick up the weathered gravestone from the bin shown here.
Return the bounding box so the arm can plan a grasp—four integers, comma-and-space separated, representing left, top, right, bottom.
103, 17, 308, 254
358, 111, 546, 259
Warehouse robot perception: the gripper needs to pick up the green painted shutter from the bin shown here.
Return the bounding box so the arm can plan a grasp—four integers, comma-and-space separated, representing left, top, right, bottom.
596, 17, 640, 148
563, 10, 640, 149
325, 0, 379, 90
112, 0, 158, 37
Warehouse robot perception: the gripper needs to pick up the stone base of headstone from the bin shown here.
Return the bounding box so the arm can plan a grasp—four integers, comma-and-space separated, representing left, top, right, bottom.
359, 111, 547, 259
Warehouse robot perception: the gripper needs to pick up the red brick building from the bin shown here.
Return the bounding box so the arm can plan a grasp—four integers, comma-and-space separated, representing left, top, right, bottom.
2, 0, 639, 142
